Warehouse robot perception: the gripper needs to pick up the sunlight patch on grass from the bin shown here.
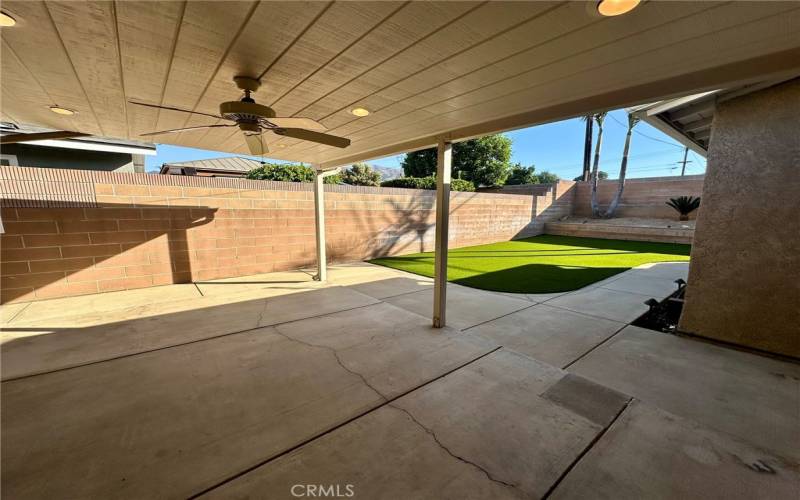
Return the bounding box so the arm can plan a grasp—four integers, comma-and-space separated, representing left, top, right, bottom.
369, 235, 690, 293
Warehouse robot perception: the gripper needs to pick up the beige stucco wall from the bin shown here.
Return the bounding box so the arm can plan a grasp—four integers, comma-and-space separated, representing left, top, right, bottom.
679, 79, 800, 358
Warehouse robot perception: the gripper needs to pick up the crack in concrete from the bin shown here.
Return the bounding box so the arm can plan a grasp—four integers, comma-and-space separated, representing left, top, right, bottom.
271, 326, 387, 401
388, 404, 520, 491
255, 298, 270, 328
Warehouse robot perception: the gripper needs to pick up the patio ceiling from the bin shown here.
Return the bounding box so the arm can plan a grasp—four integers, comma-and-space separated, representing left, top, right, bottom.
1, 1, 799, 167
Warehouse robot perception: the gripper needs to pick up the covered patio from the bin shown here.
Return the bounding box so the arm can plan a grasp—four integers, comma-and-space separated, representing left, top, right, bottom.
2, 1, 799, 498
3, 261, 798, 498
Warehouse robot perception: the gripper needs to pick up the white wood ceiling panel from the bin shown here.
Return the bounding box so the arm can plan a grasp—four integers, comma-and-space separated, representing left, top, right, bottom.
281, 1, 486, 118
154, 0, 257, 136
0, 39, 82, 132
45, 1, 129, 139
181, 1, 332, 150
117, 1, 185, 137
295, 2, 554, 123
283, 1, 785, 160
306, 5, 800, 165
1, 1, 103, 135
256, 2, 404, 108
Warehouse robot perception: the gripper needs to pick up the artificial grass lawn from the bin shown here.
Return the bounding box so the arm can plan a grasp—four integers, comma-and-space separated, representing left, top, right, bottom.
369, 234, 691, 294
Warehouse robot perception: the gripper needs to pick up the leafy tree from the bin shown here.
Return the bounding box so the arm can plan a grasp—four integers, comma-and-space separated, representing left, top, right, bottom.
506, 164, 538, 185
341, 162, 381, 186
537, 171, 560, 184
246, 163, 339, 184
401, 149, 438, 178
400, 135, 512, 187
574, 171, 607, 181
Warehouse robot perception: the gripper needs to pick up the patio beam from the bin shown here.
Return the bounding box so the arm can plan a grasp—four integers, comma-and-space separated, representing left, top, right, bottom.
433, 140, 452, 328
312, 166, 341, 282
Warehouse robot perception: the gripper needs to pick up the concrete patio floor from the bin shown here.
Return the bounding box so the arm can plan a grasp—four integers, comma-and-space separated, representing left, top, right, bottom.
1, 262, 798, 499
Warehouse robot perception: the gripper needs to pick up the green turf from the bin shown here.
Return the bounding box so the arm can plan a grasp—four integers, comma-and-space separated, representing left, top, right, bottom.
369, 234, 691, 294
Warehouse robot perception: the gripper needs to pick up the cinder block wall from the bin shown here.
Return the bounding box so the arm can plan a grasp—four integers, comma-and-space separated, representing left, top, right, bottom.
0, 166, 535, 303
573, 175, 705, 219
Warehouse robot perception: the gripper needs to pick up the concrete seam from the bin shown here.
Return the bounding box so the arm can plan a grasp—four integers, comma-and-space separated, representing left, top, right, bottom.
541, 397, 634, 499
0, 300, 381, 383
187, 346, 503, 498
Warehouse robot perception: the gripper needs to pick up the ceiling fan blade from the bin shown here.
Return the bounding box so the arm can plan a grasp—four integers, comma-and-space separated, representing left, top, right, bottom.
138, 124, 236, 136
266, 117, 325, 131
244, 132, 268, 155
272, 128, 350, 148
129, 101, 228, 120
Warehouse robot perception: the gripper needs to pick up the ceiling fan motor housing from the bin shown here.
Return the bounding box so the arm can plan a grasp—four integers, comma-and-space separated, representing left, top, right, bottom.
219, 101, 275, 124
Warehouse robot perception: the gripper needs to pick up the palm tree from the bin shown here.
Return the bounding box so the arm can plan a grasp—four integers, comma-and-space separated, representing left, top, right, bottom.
589, 111, 607, 217
605, 114, 640, 218
580, 115, 593, 182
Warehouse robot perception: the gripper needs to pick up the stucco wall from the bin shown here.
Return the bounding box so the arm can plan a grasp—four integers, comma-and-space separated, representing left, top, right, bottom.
679, 79, 800, 358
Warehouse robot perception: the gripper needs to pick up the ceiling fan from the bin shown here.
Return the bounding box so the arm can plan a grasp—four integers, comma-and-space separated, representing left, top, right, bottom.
130, 76, 350, 155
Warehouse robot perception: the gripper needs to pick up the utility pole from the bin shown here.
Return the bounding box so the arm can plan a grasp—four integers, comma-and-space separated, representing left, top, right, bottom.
679, 147, 689, 176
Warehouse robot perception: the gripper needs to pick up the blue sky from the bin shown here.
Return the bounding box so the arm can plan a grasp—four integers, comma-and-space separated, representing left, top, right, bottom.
145, 108, 706, 179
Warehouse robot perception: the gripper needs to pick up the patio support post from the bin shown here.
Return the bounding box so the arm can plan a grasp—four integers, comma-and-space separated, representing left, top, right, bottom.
433, 139, 452, 328
313, 167, 341, 282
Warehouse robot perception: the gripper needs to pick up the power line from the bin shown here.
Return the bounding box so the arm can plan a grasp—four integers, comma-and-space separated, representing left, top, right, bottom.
608, 113, 685, 148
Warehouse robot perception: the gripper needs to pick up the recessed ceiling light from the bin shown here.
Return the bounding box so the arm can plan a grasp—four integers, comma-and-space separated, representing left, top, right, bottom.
0, 11, 17, 27
277, 144, 287, 148
597, 0, 640, 16
351, 107, 370, 117
49, 106, 76, 116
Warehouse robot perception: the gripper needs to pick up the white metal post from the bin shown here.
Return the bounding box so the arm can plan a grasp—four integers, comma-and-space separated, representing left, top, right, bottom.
433, 140, 452, 328
313, 167, 340, 281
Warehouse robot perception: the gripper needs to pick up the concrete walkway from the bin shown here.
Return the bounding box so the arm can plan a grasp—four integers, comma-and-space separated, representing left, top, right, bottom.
1, 262, 798, 499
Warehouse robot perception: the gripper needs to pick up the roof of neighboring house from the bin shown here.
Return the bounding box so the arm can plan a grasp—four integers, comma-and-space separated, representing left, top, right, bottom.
627, 77, 796, 158
159, 157, 262, 175
0, 122, 156, 156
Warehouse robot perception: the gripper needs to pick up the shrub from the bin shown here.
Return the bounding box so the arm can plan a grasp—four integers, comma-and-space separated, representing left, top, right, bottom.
341, 162, 381, 186
536, 171, 560, 184
573, 171, 608, 181
506, 164, 538, 185
666, 196, 700, 221
380, 176, 475, 192
246, 163, 340, 184
451, 179, 476, 192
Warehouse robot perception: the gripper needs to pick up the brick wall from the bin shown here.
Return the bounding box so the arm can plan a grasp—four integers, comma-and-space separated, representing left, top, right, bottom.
1, 166, 535, 303
573, 175, 705, 219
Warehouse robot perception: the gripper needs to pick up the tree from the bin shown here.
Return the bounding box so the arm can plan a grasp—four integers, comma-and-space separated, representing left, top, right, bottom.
574, 171, 607, 181
580, 115, 593, 182
589, 112, 608, 217
537, 171, 560, 184
605, 114, 640, 218
341, 162, 381, 186
506, 164, 538, 185
246, 163, 340, 184
400, 134, 512, 187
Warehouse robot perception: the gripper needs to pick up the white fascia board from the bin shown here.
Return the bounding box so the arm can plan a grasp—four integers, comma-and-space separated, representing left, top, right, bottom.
17, 139, 157, 156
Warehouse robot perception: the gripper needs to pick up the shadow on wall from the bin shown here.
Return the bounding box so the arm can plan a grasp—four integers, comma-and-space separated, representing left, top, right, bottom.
513, 181, 576, 239
1, 199, 216, 303
327, 191, 437, 262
